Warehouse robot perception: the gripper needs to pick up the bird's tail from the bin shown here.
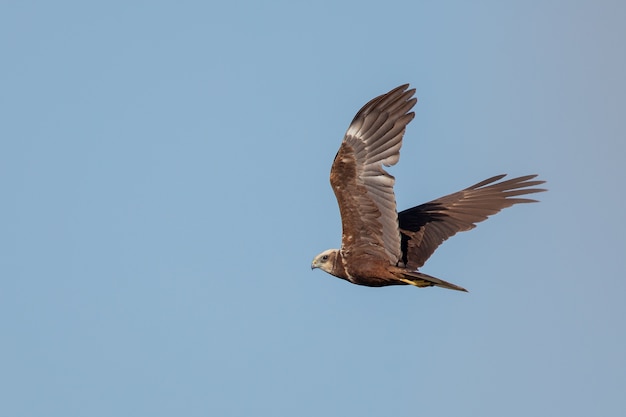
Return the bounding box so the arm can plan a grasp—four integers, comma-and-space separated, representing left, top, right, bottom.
391, 268, 468, 292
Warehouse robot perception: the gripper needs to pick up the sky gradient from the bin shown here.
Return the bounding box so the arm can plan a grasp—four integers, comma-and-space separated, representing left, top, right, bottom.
2, 1, 625, 416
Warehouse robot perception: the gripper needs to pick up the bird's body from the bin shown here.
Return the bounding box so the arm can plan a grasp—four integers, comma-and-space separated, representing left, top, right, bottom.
311, 84, 546, 292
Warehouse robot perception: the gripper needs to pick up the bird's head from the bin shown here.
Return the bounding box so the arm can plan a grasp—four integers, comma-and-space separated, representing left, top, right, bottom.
311, 249, 339, 275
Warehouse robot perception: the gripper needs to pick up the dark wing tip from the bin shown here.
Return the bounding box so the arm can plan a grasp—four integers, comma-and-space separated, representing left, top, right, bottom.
389, 83, 412, 95
467, 174, 548, 197
352, 84, 417, 121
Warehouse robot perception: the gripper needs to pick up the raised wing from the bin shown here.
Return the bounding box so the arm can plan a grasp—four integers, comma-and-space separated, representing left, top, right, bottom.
398, 174, 546, 269
330, 84, 417, 264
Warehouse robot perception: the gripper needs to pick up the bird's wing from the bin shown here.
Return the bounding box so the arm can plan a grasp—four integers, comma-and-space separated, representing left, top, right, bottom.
330, 84, 417, 264
398, 174, 546, 269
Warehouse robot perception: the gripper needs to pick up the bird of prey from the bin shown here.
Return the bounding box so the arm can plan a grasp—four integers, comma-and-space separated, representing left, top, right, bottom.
311, 84, 545, 292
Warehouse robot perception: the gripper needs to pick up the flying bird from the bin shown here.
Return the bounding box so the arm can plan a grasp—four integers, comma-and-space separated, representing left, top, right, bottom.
311, 84, 546, 292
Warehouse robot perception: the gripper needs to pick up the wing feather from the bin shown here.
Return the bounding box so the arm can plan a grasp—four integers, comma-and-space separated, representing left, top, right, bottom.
398, 174, 546, 269
330, 85, 417, 264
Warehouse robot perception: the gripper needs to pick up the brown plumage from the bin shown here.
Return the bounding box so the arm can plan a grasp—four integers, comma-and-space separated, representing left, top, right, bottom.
311, 84, 546, 292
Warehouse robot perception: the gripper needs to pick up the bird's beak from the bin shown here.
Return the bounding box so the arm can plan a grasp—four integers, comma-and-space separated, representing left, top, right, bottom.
311, 260, 318, 270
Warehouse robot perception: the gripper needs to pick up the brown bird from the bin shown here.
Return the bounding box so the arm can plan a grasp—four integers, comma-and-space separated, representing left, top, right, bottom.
311, 84, 546, 292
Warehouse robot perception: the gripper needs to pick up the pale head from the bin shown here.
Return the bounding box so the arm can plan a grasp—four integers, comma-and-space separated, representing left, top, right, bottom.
311, 249, 339, 275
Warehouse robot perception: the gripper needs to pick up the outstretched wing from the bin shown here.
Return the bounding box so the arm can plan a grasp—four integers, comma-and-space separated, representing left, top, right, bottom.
398, 174, 546, 269
330, 84, 417, 264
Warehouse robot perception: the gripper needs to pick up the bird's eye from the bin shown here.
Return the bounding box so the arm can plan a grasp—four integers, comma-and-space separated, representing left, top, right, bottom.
322, 255, 329, 261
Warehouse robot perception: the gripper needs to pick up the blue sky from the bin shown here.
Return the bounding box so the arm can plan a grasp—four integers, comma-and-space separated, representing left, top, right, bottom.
2, 1, 625, 416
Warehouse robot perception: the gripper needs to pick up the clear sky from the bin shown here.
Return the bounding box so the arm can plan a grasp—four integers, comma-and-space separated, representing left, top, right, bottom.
2, 1, 625, 416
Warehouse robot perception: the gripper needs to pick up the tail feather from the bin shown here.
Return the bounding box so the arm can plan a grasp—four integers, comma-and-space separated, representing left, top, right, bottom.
392, 268, 468, 292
